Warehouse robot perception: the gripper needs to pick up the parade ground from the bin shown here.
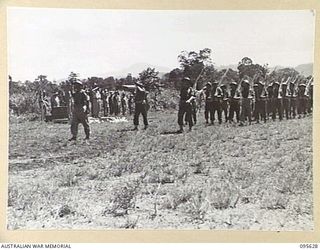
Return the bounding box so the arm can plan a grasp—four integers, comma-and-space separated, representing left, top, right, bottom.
8, 111, 313, 230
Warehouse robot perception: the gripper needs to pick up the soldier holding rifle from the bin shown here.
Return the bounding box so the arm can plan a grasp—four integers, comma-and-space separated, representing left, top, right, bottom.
177, 77, 195, 133
133, 81, 149, 130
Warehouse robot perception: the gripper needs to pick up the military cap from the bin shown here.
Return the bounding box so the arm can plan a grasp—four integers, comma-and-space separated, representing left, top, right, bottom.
74, 79, 83, 86
206, 82, 212, 87
212, 80, 218, 85
253, 83, 259, 87
273, 81, 280, 86
230, 81, 238, 86
242, 79, 250, 86
182, 77, 191, 82
282, 82, 288, 85
258, 81, 264, 85
298, 83, 306, 87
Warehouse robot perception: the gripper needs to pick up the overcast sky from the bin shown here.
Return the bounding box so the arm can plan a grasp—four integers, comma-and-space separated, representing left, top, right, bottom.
7, 8, 315, 81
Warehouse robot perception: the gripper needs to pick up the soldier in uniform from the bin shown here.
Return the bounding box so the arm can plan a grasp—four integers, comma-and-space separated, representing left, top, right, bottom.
253, 81, 267, 123
113, 91, 120, 116
272, 82, 283, 121
203, 82, 214, 124
308, 82, 313, 113
228, 81, 240, 123
297, 82, 307, 118
281, 81, 290, 120
239, 79, 253, 126
220, 84, 229, 123
69, 80, 90, 141
177, 77, 195, 132
128, 94, 134, 115
266, 83, 274, 119
288, 81, 297, 119
211, 81, 223, 124
133, 82, 148, 130
121, 92, 127, 116
108, 92, 114, 115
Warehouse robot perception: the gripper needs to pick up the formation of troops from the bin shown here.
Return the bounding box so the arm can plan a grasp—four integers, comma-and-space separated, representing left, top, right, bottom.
177, 75, 313, 132
38, 72, 313, 140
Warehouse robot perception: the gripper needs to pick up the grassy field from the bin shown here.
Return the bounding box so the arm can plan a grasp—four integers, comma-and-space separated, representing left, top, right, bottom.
8, 111, 313, 230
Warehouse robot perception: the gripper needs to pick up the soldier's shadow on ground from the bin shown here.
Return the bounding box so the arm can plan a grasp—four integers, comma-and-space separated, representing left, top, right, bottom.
160, 130, 183, 135
116, 128, 137, 132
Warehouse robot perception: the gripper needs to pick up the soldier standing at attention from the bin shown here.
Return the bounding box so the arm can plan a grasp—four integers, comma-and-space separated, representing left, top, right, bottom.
228, 81, 240, 123
211, 81, 223, 124
69, 80, 90, 141
266, 83, 274, 119
288, 81, 297, 119
128, 94, 134, 115
253, 81, 267, 123
239, 79, 253, 126
133, 82, 148, 130
281, 81, 290, 120
297, 82, 307, 118
272, 82, 283, 121
121, 92, 127, 116
220, 83, 229, 123
108, 92, 114, 115
177, 77, 195, 133
204, 82, 214, 124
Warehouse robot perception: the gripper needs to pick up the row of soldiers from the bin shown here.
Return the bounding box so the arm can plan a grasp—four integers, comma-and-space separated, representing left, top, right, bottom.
178, 76, 313, 132
39, 87, 136, 119
88, 88, 135, 118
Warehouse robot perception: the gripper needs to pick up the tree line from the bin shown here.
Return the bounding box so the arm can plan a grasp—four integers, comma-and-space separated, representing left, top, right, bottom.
9, 48, 309, 116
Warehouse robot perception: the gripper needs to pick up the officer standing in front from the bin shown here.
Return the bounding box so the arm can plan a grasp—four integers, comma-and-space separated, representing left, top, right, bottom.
177, 77, 195, 133
133, 81, 149, 130
69, 80, 90, 141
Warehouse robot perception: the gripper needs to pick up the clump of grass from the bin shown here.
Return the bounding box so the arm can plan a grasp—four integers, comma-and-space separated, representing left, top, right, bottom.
104, 178, 140, 217
162, 185, 197, 210
205, 178, 239, 210
119, 215, 140, 229
54, 165, 79, 187
260, 190, 289, 210
184, 190, 209, 221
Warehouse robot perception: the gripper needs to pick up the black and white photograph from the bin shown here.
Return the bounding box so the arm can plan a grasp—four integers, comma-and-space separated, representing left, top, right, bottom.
7, 8, 315, 230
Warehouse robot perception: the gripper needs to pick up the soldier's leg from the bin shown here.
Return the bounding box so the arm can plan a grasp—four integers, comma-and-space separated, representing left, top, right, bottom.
192, 110, 196, 125
261, 101, 267, 123
208, 103, 214, 124
228, 103, 234, 122
178, 104, 186, 130
80, 113, 90, 139
284, 99, 289, 119
141, 104, 148, 128
223, 104, 228, 122
278, 100, 283, 121
186, 104, 193, 130
70, 113, 79, 139
235, 103, 240, 123
204, 102, 209, 123
254, 102, 259, 123
134, 104, 141, 127
217, 102, 222, 124
303, 98, 307, 116
246, 100, 252, 125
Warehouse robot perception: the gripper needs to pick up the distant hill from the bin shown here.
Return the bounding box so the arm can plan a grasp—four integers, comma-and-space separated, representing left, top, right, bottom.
102, 63, 171, 78
294, 63, 313, 77
215, 64, 238, 71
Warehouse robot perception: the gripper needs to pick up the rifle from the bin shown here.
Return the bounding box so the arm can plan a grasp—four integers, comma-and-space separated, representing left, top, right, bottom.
304, 76, 313, 97
218, 68, 230, 87
193, 67, 205, 90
